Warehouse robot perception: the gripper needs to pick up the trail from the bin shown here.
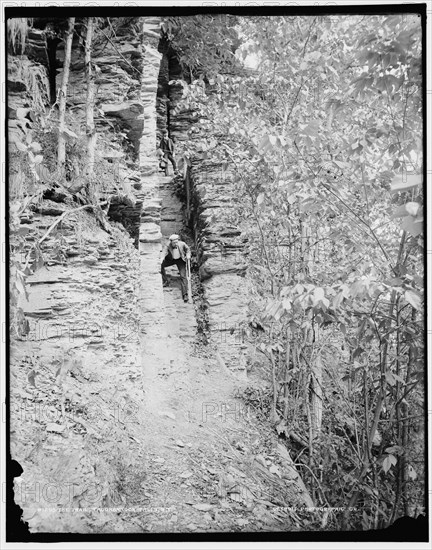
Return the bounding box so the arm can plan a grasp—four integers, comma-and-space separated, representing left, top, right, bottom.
12, 173, 313, 535
116, 175, 312, 533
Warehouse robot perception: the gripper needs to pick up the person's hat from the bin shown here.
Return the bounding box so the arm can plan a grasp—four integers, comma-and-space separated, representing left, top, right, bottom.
169, 234, 180, 241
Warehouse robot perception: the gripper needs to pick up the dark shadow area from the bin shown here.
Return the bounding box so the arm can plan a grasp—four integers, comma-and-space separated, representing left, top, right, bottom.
6, 457, 30, 541
107, 195, 142, 248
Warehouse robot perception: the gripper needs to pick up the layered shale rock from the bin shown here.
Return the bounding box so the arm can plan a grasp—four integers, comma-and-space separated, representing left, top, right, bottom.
51, 19, 145, 241
138, 17, 163, 251
8, 18, 167, 533
190, 160, 249, 376
167, 75, 249, 377
100, 102, 144, 154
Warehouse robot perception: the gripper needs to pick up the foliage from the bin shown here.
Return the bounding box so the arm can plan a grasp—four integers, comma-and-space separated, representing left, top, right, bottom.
161, 14, 240, 80
176, 13, 424, 529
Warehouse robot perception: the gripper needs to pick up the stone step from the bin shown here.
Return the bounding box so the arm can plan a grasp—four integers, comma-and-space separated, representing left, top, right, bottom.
139, 222, 162, 243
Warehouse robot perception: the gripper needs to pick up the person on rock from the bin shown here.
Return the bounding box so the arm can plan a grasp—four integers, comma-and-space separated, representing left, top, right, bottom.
157, 147, 168, 173
159, 130, 178, 175
161, 234, 191, 302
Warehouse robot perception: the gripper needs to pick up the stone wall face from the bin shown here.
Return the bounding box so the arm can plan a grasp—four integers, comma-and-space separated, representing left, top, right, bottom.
168, 80, 250, 376
53, 19, 148, 240
138, 17, 163, 245
137, 18, 165, 322
9, 20, 165, 529
9, 16, 166, 362
190, 160, 249, 376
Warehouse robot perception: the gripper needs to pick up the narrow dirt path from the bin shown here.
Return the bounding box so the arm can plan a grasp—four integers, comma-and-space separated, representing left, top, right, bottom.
114, 175, 313, 533
12, 175, 313, 535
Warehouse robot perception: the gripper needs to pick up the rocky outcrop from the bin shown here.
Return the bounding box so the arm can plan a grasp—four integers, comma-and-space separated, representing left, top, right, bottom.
9, 18, 164, 531
25, 28, 49, 66
139, 18, 163, 179
167, 78, 249, 377
52, 19, 147, 240
107, 194, 143, 245
11, 218, 147, 534
138, 17, 163, 249
100, 102, 144, 154
190, 160, 249, 376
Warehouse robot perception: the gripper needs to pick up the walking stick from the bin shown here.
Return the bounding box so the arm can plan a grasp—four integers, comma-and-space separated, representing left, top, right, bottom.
186, 258, 192, 303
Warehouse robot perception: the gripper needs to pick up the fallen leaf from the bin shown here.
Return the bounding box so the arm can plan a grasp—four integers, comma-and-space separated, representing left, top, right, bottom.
269, 464, 282, 478
180, 470, 193, 479
241, 487, 255, 506
176, 440, 185, 447
225, 473, 236, 486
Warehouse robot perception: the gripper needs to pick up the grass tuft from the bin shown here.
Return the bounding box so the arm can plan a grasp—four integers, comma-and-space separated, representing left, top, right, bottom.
7, 18, 33, 55
8, 55, 50, 111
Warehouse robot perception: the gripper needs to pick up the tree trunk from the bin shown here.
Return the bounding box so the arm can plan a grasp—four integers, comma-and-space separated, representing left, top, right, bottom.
401, 307, 416, 516
343, 232, 408, 529
389, 301, 403, 524
310, 352, 323, 438
300, 217, 312, 276
270, 349, 278, 423
57, 17, 75, 175
283, 325, 291, 421
85, 17, 96, 179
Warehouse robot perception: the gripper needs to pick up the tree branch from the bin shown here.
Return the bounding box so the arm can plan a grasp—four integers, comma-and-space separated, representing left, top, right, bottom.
23, 202, 107, 272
